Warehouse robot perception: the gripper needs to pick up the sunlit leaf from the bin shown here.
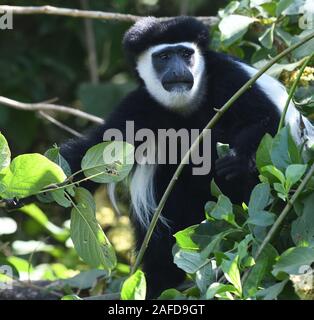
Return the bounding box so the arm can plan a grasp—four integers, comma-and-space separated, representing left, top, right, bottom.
0, 154, 66, 198
121, 270, 146, 300
81, 141, 134, 183
0, 132, 11, 172
219, 15, 255, 45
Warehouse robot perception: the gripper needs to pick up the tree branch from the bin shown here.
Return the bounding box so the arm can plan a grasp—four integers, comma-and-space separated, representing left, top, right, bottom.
39, 111, 83, 137
0, 5, 219, 25
0, 96, 104, 124
80, 0, 99, 84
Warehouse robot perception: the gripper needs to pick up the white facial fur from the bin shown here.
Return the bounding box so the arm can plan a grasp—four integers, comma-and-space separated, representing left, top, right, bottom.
137, 42, 206, 112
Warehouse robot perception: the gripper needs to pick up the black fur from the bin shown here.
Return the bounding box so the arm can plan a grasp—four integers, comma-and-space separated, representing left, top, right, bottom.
123, 16, 209, 67
60, 17, 281, 298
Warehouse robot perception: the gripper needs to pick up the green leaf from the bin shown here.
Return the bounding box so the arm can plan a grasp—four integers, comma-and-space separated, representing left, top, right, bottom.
210, 179, 223, 198
276, 0, 294, 16
70, 188, 116, 270
256, 134, 273, 172
280, 0, 305, 15
263, 3, 277, 16
201, 229, 239, 259
51, 188, 74, 208
285, 164, 307, 189
274, 183, 288, 201
196, 263, 215, 294
0, 132, 11, 172
216, 142, 231, 158
275, 27, 293, 46
206, 282, 238, 300
248, 183, 271, 214
191, 221, 219, 249
219, 15, 255, 46
81, 141, 134, 183
271, 127, 301, 171
210, 195, 237, 226
237, 234, 254, 263
44, 146, 72, 177
250, 0, 272, 7
291, 194, 314, 246
292, 30, 314, 60
218, 1, 240, 18
174, 225, 199, 250
257, 280, 289, 300
158, 289, 186, 300
272, 247, 314, 277
294, 94, 314, 122
243, 244, 278, 297
247, 210, 275, 226
173, 248, 208, 274
261, 165, 286, 184
259, 24, 275, 49
0, 154, 66, 198
221, 255, 242, 295
62, 270, 108, 290
62, 295, 82, 300
121, 270, 146, 300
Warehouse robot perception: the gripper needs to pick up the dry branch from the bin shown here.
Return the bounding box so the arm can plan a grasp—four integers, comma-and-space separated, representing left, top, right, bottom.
39, 111, 83, 137
0, 96, 104, 125
0, 5, 219, 25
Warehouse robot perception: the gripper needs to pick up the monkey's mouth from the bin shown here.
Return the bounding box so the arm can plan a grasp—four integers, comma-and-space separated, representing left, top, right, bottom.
162, 80, 194, 92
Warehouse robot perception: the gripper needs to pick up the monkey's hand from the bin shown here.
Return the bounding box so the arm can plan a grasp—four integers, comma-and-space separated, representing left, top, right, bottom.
215, 152, 256, 181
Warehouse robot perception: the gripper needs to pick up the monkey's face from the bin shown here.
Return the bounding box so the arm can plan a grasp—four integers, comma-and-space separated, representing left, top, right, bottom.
137, 42, 205, 112
152, 45, 194, 93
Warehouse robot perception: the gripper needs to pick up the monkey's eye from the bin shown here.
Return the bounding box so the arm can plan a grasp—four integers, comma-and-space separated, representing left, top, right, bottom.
182, 50, 193, 58
158, 53, 170, 60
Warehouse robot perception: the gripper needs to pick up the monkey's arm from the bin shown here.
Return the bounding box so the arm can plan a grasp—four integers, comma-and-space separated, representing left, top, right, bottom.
60, 88, 152, 191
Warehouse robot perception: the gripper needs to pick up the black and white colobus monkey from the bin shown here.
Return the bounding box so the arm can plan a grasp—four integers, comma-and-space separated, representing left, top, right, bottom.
60, 17, 312, 297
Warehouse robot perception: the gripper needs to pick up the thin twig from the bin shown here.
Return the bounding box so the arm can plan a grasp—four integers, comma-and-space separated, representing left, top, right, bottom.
0, 5, 218, 25
131, 31, 314, 275
0, 96, 104, 124
80, 0, 99, 84
277, 53, 314, 132
39, 111, 83, 138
